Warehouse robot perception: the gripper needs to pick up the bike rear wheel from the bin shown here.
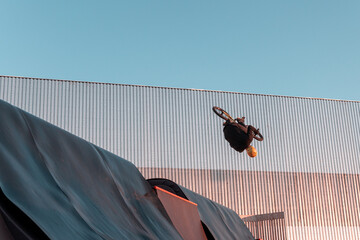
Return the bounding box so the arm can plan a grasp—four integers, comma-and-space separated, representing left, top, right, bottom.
212, 106, 234, 121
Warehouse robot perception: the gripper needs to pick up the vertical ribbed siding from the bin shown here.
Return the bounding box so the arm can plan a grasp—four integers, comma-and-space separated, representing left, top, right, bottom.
1, 76, 359, 239
243, 212, 287, 240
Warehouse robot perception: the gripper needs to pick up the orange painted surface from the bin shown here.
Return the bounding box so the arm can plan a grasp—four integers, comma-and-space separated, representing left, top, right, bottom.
155, 186, 207, 240
154, 186, 197, 206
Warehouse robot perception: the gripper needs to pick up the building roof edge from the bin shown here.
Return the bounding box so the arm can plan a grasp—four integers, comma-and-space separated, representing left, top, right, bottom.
1, 75, 359, 103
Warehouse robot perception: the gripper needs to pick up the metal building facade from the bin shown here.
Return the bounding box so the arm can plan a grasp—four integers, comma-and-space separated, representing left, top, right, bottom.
0, 75, 359, 239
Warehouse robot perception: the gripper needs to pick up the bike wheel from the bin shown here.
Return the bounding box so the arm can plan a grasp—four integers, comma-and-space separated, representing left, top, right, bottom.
212, 106, 233, 121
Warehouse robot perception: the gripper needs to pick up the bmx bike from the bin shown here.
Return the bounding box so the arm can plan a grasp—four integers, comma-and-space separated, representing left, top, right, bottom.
212, 106, 264, 142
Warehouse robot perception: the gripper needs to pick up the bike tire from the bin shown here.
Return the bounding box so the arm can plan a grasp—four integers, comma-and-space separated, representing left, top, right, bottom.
212, 106, 233, 121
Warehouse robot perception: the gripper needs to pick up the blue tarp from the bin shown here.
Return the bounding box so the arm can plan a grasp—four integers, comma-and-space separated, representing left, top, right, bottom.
0, 100, 182, 239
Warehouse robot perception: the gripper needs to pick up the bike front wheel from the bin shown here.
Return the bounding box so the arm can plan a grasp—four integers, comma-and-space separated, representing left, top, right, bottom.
212, 106, 234, 121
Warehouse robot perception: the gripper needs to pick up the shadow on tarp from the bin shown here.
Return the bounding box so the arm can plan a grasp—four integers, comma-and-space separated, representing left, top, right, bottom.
0, 99, 254, 240
0, 187, 49, 240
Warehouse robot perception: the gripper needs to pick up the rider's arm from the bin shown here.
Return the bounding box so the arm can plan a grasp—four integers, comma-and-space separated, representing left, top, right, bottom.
247, 125, 259, 135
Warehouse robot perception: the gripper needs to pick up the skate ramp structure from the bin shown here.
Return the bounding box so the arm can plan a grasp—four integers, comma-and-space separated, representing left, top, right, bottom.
148, 178, 254, 240
0, 99, 254, 240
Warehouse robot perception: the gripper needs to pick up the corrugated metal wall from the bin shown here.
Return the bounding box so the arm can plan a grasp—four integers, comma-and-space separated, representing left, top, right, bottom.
243, 212, 287, 240
1, 76, 359, 239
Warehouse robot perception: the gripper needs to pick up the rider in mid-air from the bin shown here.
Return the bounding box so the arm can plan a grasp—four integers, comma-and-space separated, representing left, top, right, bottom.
213, 107, 263, 157
223, 117, 260, 157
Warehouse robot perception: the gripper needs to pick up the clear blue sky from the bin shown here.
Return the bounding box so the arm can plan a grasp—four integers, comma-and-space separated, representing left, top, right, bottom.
1, 1, 359, 101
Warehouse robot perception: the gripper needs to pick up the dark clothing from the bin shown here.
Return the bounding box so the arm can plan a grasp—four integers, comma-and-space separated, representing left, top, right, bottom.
223, 121, 257, 152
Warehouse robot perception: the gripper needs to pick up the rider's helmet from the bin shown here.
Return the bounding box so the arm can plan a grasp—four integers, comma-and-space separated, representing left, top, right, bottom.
246, 145, 257, 158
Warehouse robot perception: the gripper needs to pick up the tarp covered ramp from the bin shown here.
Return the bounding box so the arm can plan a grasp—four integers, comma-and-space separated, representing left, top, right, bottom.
0, 99, 254, 240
